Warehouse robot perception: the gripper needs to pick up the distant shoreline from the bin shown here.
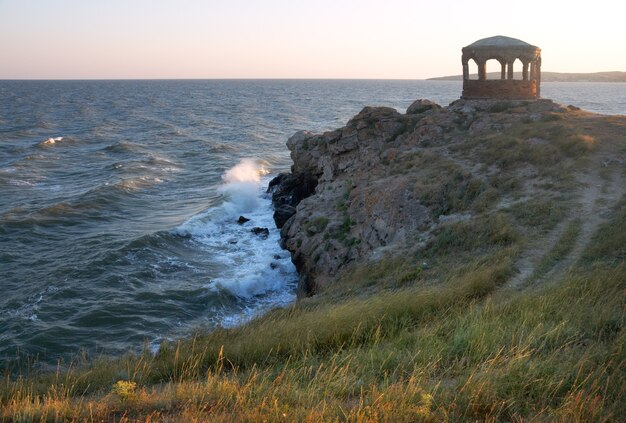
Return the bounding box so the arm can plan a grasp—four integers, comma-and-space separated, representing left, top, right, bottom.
1, 74, 625, 82
428, 71, 626, 83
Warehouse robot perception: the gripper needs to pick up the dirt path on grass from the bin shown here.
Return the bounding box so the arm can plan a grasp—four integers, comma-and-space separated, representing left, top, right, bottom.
507, 160, 625, 289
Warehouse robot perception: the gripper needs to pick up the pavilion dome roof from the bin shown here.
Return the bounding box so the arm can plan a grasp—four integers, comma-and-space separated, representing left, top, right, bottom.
465, 36, 538, 50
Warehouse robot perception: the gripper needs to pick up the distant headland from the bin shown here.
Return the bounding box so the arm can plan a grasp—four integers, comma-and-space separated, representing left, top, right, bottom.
429, 70, 626, 82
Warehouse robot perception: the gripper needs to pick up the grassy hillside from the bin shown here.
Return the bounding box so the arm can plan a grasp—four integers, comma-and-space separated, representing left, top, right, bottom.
1, 108, 625, 422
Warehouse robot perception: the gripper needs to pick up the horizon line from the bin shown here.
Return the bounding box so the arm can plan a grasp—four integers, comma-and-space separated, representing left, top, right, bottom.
2, 70, 623, 82
0, 77, 438, 82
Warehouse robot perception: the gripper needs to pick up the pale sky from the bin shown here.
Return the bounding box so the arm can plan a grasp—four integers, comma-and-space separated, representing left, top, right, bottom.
1, 0, 624, 79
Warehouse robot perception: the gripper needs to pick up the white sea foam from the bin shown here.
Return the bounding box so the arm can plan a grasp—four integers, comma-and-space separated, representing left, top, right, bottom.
176, 158, 297, 311
216, 158, 270, 216
39, 136, 63, 146
8, 179, 36, 187
222, 158, 268, 184
6, 285, 59, 322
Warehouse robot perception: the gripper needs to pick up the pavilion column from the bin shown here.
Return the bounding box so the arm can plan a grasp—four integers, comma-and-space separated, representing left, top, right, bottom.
536, 58, 542, 97
500, 61, 506, 80
478, 60, 487, 80
522, 61, 529, 81
462, 60, 469, 80
507, 61, 514, 80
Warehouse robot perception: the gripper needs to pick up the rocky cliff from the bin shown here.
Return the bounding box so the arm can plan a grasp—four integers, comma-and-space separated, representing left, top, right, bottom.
269, 98, 624, 295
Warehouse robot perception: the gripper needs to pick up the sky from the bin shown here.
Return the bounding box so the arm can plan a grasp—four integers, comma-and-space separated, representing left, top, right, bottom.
0, 0, 625, 79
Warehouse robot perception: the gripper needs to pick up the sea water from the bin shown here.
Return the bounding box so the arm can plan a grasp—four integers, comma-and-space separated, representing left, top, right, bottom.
0, 79, 624, 364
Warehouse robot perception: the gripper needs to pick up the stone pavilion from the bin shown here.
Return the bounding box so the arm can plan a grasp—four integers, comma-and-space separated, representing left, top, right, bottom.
461, 36, 541, 100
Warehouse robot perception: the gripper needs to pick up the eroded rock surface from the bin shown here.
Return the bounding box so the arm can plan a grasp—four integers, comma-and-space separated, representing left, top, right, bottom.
270, 98, 577, 295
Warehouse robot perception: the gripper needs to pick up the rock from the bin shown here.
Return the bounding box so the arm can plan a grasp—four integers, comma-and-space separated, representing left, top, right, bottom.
347, 106, 406, 143
329, 129, 359, 154
251, 227, 269, 239
348, 106, 400, 123
286, 131, 322, 176
407, 124, 444, 146
406, 99, 441, 115
469, 116, 491, 135
268, 172, 317, 228
273, 204, 297, 229
448, 99, 477, 114
268, 97, 584, 297
237, 215, 250, 224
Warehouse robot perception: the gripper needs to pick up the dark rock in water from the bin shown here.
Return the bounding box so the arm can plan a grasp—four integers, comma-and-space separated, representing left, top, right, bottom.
268, 172, 317, 228
267, 173, 289, 193
274, 204, 297, 229
237, 215, 250, 224
251, 227, 270, 239
406, 99, 441, 115
270, 262, 278, 270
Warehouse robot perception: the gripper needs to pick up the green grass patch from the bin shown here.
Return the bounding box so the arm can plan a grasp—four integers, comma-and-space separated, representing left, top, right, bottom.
582, 198, 626, 266
488, 101, 514, 113
453, 120, 595, 175
305, 216, 328, 235
531, 218, 582, 280
508, 197, 569, 230
426, 213, 519, 257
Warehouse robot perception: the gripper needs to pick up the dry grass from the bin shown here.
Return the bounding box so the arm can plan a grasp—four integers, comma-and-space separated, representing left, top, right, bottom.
2, 261, 623, 421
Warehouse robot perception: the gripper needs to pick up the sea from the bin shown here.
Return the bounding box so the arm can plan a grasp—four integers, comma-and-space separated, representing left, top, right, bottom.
1, 80, 625, 365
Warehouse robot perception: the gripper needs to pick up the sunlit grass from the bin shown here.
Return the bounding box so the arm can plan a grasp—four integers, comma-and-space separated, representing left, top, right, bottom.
2, 264, 623, 421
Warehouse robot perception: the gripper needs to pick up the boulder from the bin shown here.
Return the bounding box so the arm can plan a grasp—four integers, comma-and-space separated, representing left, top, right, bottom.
268, 172, 317, 228
406, 99, 441, 115
251, 227, 270, 239
273, 204, 297, 229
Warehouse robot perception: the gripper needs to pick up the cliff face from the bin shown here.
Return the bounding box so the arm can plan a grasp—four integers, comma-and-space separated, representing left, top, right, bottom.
268, 98, 620, 295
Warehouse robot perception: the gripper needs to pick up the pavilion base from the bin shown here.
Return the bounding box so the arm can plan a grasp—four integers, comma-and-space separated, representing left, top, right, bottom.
462, 80, 538, 100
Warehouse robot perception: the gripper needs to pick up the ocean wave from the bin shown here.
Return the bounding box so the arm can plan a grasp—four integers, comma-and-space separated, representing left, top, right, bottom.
209, 143, 238, 153
176, 158, 297, 303
105, 176, 164, 192
0, 200, 103, 227
36, 120, 55, 130
37, 136, 64, 147
4, 285, 59, 322
108, 153, 180, 173
102, 141, 147, 154
34, 136, 82, 149
7, 178, 36, 187
1, 175, 166, 228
